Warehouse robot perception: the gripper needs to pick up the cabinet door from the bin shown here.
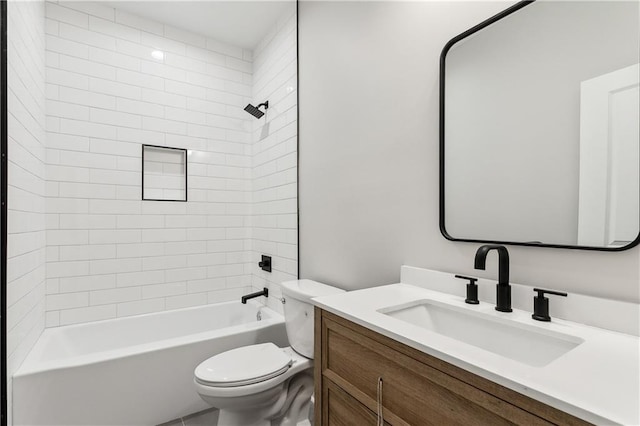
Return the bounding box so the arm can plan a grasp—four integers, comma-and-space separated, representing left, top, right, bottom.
323, 379, 389, 426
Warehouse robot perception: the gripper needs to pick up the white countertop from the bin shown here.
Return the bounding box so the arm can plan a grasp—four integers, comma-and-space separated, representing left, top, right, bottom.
313, 279, 640, 425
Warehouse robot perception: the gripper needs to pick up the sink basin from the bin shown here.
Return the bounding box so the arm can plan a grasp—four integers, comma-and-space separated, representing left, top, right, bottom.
378, 299, 584, 367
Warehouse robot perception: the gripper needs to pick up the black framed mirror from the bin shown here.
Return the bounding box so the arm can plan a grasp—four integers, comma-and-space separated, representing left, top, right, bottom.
440, 0, 640, 251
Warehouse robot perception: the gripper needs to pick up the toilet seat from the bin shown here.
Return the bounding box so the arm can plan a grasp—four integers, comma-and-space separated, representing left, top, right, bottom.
194, 346, 313, 399
195, 343, 292, 388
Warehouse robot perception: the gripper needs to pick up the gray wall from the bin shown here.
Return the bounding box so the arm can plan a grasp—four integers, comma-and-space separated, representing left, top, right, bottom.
298, 1, 640, 303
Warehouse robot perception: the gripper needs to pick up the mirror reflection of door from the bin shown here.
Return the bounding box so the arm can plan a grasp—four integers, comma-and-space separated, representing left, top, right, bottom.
578, 64, 640, 247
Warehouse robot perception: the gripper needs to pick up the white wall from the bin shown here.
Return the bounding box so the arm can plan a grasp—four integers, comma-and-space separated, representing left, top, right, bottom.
6, 0, 47, 421
298, 1, 640, 303
250, 7, 297, 314
44, 1, 256, 326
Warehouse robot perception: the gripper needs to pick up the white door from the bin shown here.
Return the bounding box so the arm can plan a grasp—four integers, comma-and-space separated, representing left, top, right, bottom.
578, 63, 639, 247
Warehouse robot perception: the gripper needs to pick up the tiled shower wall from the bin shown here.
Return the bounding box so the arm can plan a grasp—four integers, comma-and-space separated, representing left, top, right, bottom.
6, 0, 47, 420
250, 9, 298, 315
44, 1, 256, 326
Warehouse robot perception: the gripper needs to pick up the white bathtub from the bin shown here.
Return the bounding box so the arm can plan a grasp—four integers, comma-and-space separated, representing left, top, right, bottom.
13, 301, 288, 426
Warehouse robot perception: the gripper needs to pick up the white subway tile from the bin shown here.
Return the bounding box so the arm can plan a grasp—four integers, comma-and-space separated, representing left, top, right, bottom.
47, 261, 90, 278
115, 10, 163, 36
90, 108, 141, 129
165, 80, 205, 100
142, 117, 187, 135
90, 286, 141, 305
89, 47, 140, 71
89, 16, 140, 43
141, 32, 186, 55
89, 139, 138, 157
59, 54, 117, 80
116, 98, 163, 118
142, 255, 187, 271
115, 38, 156, 60
62, 2, 115, 21
59, 304, 117, 325
89, 229, 141, 244
45, 311, 60, 327
117, 215, 164, 229
89, 77, 142, 100
164, 52, 206, 74
140, 60, 185, 81
60, 245, 116, 261
117, 68, 164, 90
45, 18, 59, 36
59, 85, 116, 109
142, 228, 186, 243
165, 293, 207, 310
117, 298, 164, 317
46, 292, 89, 310
187, 278, 225, 294
89, 199, 141, 215
46, 230, 88, 245
116, 243, 164, 259
117, 270, 165, 287
46, 3, 89, 29
58, 182, 116, 199
47, 68, 89, 90
164, 241, 206, 256
59, 118, 117, 139
141, 88, 186, 108
59, 23, 116, 50
46, 82, 59, 100
58, 274, 116, 293
46, 133, 89, 153
47, 35, 89, 58
141, 282, 186, 299
46, 97, 88, 121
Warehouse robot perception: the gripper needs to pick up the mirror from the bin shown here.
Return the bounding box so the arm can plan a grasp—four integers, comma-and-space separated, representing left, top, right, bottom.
440, 0, 640, 250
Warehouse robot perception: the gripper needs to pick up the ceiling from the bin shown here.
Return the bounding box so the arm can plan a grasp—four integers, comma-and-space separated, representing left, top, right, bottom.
104, 1, 294, 50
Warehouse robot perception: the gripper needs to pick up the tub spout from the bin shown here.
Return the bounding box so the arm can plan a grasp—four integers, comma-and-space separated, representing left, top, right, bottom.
241, 288, 269, 304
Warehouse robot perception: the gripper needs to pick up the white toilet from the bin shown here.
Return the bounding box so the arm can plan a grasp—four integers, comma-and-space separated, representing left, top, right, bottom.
193, 280, 344, 426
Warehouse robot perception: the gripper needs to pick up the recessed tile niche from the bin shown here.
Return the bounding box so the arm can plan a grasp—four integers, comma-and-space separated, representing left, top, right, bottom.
142, 145, 187, 202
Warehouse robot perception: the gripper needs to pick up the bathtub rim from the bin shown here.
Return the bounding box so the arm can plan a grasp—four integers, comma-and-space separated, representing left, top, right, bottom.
15, 300, 283, 377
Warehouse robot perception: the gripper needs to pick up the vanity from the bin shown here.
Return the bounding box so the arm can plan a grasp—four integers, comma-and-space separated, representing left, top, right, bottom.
314, 310, 585, 425
312, 267, 640, 425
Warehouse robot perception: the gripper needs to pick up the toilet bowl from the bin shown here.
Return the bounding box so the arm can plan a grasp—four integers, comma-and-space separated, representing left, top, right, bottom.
193, 280, 344, 426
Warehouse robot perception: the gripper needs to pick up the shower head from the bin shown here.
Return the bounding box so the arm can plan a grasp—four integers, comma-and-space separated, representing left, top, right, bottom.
244, 101, 269, 119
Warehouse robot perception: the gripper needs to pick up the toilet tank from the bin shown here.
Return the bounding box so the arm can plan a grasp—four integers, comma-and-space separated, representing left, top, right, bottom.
280, 279, 345, 358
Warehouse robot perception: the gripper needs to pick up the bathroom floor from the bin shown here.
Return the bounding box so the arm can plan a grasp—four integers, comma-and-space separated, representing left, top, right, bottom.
158, 408, 314, 426
158, 408, 220, 426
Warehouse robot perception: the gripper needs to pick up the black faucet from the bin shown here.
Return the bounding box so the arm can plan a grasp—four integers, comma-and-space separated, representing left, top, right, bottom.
474, 245, 512, 312
241, 288, 269, 304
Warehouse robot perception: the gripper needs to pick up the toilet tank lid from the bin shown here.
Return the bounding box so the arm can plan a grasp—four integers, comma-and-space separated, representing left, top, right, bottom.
280, 279, 345, 303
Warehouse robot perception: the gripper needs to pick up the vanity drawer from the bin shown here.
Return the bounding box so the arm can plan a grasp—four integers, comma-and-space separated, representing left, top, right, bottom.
323, 378, 389, 426
317, 309, 589, 426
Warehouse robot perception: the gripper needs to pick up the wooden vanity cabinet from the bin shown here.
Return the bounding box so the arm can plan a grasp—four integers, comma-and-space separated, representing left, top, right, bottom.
314, 308, 591, 426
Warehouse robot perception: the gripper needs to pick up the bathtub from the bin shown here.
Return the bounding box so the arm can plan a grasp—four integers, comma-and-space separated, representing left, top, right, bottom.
13, 301, 288, 426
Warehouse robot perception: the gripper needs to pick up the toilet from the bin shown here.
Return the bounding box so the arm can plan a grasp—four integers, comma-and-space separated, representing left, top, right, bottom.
193, 279, 344, 426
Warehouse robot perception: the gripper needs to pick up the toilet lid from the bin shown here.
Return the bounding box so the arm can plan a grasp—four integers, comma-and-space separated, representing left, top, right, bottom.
195, 343, 292, 387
